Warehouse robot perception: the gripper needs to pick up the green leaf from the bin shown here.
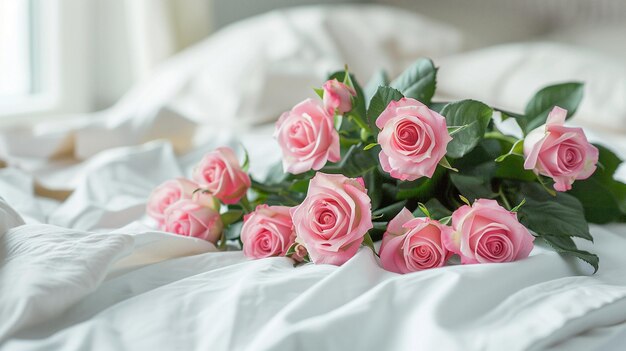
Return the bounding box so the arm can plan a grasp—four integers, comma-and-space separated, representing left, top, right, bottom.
417, 202, 430, 218
510, 198, 526, 212
369, 221, 388, 241
241, 145, 250, 172
366, 86, 404, 136
412, 198, 452, 219
541, 235, 599, 273
516, 182, 593, 241
569, 144, 626, 223
449, 173, 497, 202
322, 143, 379, 178
495, 139, 524, 162
441, 100, 493, 158
453, 139, 501, 175
285, 242, 297, 256
363, 142, 378, 151
373, 201, 407, 221
314, 87, 324, 99
334, 114, 343, 130
447, 124, 471, 136
395, 166, 445, 201
439, 216, 451, 225
362, 232, 377, 256
429, 102, 447, 113
494, 155, 536, 182
363, 168, 383, 210
364, 69, 390, 102
438, 156, 458, 172
221, 210, 244, 226
520, 82, 584, 134
458, 194, 471, 206
390, 58, 437, 105
224, 221, 243, 240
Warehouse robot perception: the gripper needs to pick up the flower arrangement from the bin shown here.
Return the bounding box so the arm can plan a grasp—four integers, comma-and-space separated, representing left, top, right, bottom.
147, 58, 626, 273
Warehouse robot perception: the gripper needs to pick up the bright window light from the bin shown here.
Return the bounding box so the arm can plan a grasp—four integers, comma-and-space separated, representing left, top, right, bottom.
0, 0, 33, 102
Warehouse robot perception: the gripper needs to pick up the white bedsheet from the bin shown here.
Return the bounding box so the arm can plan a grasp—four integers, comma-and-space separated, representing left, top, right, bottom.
1, 127, 626, 351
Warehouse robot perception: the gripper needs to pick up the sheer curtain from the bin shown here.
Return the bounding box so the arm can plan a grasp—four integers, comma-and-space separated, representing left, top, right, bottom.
124, 0, 212, 83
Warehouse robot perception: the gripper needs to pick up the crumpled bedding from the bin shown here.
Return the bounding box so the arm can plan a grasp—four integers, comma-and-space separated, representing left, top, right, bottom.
1, 128, 626, 351
2, 5, 626, 350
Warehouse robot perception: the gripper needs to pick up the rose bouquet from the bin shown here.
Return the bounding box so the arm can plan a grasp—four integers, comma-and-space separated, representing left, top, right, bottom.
147, 58, 626, 273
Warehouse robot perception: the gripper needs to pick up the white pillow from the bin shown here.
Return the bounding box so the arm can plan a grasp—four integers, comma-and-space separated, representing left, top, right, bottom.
154, 4, 462, 126
436, 42, 626, 133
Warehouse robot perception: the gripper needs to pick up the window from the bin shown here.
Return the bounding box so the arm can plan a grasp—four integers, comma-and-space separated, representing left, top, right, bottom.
0, 0, 34, 103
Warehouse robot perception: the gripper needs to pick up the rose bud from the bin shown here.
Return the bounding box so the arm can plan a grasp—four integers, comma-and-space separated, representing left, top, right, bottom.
163, 198, 223, 244
274, 99, 340, 174
192, 147, 251, 205
241, 205, 295, 259
523, 106, 599, 192
380, 208, 451, 273
377, 98, 452, 181
442, 199, 535, 264
146, 178, 199, 228
289, 243, 309, 263
322, 78, 356, 115
290, 172, 372, 265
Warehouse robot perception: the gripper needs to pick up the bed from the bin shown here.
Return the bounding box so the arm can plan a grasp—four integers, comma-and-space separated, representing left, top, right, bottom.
1, 5, 626, 350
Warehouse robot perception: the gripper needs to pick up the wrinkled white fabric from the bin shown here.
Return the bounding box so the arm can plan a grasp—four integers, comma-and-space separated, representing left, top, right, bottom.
1, 207, 626, 350
1, 121, 626, 350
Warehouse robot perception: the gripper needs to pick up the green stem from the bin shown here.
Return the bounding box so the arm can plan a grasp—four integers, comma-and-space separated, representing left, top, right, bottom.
498, 185, 512, 210
536, 175, 557, 197
240, 196, 253, 213
251, 179, 282, 194
484, 131, 518, 145
493, 107, 524, 119
347, 112, 372, 135
218, 231, 227, 250
362, 232, 379, 257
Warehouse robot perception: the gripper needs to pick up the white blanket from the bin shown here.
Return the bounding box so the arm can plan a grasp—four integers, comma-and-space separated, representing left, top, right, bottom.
1, 129, 626, 351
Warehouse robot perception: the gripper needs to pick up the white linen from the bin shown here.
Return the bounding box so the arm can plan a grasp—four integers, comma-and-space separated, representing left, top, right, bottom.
1, 123, 626, 350
1, 193, 626, 350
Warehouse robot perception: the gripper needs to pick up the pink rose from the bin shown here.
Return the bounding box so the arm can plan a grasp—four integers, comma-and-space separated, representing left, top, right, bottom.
146, 178, 198, 227
290, 172, 372, 265
379, 208, 451, 273
163, 198, 223, 244
241, 204, 295, 259
289, 243, 309, 263
442, 199, 535, 264
523, 106, 599, 192
192, 147, 251, 205
322, 79, 356, 115
274, 99, 341, 174
376, 98, 452, 181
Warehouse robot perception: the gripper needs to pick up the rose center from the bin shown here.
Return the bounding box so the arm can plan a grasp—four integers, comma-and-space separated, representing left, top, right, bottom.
392, 119, 432, 155
397, 123, 419, 145
407, 242, 440, 270
560, 145, 582, 168
259, 231, 273, 252
288, 120, 313, 149
477, 231, 513, 262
